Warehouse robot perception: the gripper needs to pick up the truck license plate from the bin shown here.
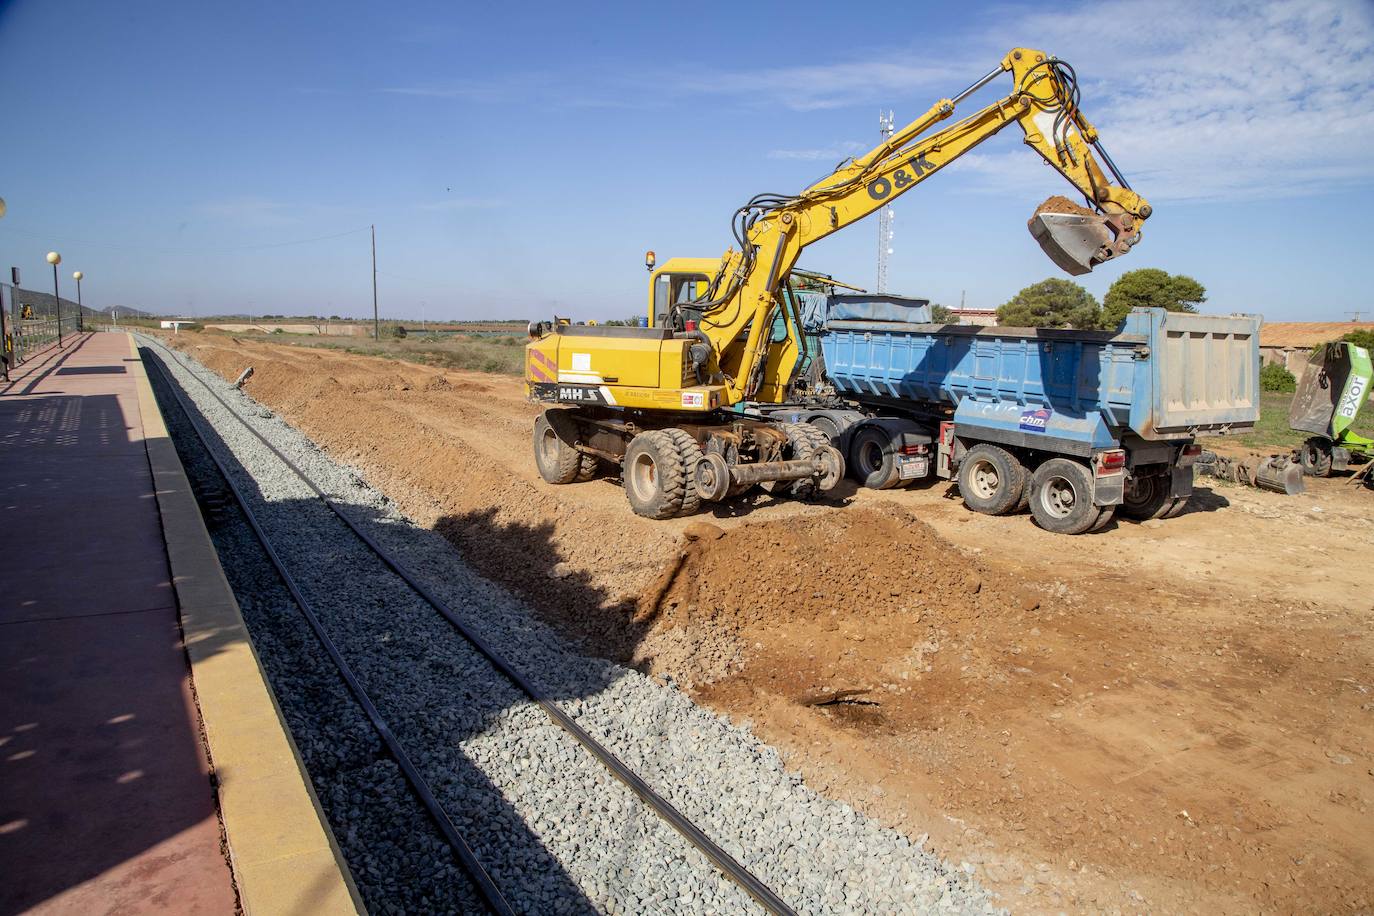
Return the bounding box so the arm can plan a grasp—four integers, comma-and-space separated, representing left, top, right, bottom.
898, 456, 928, 480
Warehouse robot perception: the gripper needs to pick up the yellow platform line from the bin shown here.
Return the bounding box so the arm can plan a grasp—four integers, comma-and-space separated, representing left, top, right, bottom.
128, 334, 364, 915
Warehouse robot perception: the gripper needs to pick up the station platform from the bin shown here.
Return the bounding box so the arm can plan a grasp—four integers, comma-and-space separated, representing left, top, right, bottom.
0, 333, 358, 915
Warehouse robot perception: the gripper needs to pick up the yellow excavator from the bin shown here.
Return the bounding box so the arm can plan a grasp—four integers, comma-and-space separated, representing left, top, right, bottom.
526, 47, 1151, 518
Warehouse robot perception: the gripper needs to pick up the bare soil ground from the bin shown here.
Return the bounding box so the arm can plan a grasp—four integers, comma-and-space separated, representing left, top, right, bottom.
162, 331, 1374, 914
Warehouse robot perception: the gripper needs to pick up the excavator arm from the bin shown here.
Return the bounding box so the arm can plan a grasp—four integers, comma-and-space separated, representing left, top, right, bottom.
690, 48, 1151, 404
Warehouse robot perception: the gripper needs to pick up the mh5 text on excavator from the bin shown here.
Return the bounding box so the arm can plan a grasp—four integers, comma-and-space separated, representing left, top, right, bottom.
525, 47, 1152, 519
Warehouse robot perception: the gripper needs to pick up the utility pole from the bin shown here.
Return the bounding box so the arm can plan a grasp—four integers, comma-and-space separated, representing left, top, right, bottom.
371, 224, 380, 341
877, 110, 895, 294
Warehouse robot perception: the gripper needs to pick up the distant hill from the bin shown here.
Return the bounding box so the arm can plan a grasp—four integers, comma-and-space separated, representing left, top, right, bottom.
85, 304, 154, 319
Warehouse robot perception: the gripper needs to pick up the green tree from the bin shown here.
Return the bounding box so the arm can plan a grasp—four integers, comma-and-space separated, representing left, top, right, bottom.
1101, 268, 1206, 328
996, 279, 1101, 329
1340, 328, 1374, 350
931, 304, 954, 323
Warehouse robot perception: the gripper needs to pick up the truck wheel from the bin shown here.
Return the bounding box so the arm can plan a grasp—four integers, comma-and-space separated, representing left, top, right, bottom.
1161, 496, 1189, 519
623, 430, 692, 519
1090, 506, 1117, 532
1120, 470, 1171, 520
533, 412, 582, 485
850, 426, 902, 490
957, 444, 1026, 516
1299, 437, 1334, 477
1029, 458, 1099, 535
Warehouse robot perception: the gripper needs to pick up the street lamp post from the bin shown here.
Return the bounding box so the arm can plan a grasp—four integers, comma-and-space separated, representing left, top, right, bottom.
46, 251, 63, 347
73, 271, 84, 333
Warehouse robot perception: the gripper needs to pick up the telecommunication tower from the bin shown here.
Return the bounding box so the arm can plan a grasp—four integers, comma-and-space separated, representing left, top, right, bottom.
877, 110, 896, 293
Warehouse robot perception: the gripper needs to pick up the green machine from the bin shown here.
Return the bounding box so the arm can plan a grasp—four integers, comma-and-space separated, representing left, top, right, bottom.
1289, 342, 1373, 476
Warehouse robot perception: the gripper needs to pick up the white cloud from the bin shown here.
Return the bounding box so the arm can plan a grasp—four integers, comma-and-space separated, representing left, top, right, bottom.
694, 1, 1374, 203
979, 0, 1374, 202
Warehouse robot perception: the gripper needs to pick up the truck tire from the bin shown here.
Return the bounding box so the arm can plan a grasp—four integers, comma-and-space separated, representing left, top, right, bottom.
533, 412, 582, 485
1090, 505, 1117, 532
957, 444, 1026, 516
1161, 496, 1189, 519
850, 426, 902, 490
623, 430, 692, 519
1029, 458, 1099, 535
1299, 437, 1334, 477
1120, 470, 1171, 520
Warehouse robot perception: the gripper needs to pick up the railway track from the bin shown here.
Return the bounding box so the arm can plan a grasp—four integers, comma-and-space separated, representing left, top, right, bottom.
140, 337, 795, 915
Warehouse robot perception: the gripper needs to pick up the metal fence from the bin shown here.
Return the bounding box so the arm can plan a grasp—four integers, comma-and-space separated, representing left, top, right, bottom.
1, 283, 86, 376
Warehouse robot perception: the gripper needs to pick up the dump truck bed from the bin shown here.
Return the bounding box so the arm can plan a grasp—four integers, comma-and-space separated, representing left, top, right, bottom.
820, 308, 1259, 449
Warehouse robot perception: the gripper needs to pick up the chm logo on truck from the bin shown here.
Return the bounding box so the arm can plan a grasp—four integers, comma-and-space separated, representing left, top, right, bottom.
1019, 407, 1052, 432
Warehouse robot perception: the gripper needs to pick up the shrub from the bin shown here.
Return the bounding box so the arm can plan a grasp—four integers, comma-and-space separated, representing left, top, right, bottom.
392, 325, 408, 339
1260, 362, 1296, 392
1340, 329, 1374, 351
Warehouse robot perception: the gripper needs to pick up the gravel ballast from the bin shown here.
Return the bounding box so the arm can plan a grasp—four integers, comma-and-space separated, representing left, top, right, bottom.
139, 334, 1001, 915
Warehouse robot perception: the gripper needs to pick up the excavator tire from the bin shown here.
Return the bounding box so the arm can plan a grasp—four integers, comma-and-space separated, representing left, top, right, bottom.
778, 423, 831, 499
575, 452, 600, 482
533, 412, 582, 485
623, 430, 691, 519
661, 428, 705, 515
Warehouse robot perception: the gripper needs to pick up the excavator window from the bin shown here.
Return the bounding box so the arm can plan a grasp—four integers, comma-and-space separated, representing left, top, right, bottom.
652, 273, 709, 327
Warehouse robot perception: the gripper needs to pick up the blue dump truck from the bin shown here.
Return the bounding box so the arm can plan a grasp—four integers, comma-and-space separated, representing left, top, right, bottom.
766, 298, 1261, 534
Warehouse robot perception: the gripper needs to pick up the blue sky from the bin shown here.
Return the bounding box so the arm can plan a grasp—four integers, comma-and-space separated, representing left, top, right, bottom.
1, 0, 1371, 322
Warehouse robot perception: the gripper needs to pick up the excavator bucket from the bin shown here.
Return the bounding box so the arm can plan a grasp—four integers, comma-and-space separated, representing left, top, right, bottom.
1027, 196, 1116, 276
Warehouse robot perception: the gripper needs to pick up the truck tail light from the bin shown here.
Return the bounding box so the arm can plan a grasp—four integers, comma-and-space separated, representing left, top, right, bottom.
1179, 443, 1202, 467
1096, 449, 1126, 475
900, 443, 928, 456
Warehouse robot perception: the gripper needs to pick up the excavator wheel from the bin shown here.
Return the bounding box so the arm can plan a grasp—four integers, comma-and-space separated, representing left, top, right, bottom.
771, 423, 832, 500
575, 452, 601, 482
622, 429, 697, 519
533, 412, 583, 485
661, 428, 704, 515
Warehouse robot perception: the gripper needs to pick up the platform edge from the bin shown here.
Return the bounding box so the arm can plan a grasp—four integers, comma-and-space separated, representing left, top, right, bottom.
128, 333, 365, 916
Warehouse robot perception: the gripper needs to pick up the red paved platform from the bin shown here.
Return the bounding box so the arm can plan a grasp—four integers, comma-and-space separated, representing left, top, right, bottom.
0, 334, 237, 915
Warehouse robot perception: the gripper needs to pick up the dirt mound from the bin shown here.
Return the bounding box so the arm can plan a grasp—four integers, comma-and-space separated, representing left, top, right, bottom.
646, 506, 1024, 631
633, 505, 1043, 688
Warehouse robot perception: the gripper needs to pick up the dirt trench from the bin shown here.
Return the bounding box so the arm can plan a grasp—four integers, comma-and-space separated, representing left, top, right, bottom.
163, 331, 1374, 914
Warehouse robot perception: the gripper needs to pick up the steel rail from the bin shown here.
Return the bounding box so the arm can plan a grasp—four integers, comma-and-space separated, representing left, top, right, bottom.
143, 350, 516, 916
140, 337, 797, 916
